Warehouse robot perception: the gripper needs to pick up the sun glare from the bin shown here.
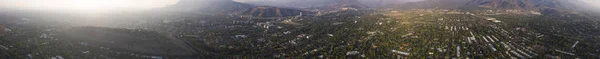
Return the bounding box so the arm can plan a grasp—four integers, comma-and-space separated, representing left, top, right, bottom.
68, 0, 127, 10
6, 0, 178, 11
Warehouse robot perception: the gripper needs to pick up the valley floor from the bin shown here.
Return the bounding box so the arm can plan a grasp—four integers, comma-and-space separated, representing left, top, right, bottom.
0, 10, 599, 59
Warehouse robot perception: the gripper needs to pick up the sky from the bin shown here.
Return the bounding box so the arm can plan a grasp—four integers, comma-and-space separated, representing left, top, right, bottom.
0, 0, 424, 9
0, 0, 179, 10
582, 0, 600, 7
1, 0, 599, 10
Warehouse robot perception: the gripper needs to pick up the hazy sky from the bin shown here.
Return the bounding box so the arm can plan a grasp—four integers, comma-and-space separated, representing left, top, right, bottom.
582, 0, 600, 7
0, 0, 179, 10
1, 0, 599, 10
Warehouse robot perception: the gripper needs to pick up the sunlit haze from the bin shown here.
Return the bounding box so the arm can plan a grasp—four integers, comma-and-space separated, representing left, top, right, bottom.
0, 0, 179, 11
583, 0, 600, 7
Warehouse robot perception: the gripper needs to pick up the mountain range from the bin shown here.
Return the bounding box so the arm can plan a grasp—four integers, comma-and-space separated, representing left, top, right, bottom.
165, 0, 254, 13
400, 0, 595, 14
240, 6, 313, 18
165, 0, 597, 15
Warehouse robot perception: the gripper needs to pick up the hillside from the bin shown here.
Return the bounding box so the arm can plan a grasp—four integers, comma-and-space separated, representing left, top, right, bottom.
241, 6, 314, 18
305, 0, 369, 11
395, 0, 592, 14
165, 0, 254, 13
